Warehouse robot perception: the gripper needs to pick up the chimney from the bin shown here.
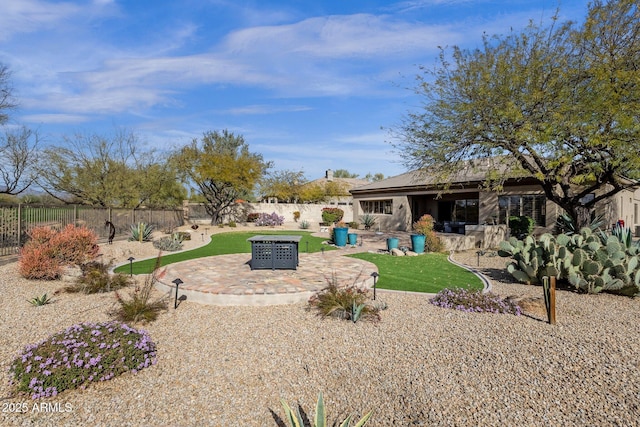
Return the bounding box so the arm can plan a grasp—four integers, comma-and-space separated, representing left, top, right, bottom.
326, 169, 333, 181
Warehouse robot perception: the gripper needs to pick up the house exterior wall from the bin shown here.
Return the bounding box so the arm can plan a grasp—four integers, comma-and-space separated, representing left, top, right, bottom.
352, 182, 640, 237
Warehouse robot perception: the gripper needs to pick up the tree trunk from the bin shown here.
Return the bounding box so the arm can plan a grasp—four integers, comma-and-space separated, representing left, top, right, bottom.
565, 204, 592, 230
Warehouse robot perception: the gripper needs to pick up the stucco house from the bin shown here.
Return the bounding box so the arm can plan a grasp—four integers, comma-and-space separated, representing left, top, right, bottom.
350, 163, 640, 249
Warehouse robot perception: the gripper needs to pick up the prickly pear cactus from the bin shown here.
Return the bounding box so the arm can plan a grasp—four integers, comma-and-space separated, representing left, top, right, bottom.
499, 228, 640, 296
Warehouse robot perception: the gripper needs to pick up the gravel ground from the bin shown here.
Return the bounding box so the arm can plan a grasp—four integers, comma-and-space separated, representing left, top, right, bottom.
1, 229, 639, 426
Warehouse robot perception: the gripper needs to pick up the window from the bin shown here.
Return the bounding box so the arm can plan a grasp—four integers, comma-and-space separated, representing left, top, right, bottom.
361, 199, 392, 215
498, 194, 546, 226
453, 199, 479, 223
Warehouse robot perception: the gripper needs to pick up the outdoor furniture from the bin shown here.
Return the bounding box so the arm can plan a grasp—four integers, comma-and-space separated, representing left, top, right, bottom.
247, 235, 302, 270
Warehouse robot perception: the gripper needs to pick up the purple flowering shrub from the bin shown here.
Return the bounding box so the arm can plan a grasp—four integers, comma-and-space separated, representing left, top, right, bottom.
430, 288, 522, 315
255, 212, 285, 226
9, 321, 157, 399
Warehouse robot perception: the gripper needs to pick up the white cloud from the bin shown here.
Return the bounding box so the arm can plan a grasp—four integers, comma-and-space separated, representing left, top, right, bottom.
223, 14, 459, 59
21, 113, 90, 124
0, 0, 79, 36
225, 104, 312, 115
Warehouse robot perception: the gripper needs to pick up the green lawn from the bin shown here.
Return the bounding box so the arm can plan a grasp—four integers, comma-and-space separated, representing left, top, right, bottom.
348, 252, 483, 293
114, 230, 335, 275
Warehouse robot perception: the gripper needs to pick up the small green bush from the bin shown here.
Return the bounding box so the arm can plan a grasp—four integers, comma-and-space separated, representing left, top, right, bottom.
65, 261, 131, 294
9, 321, 157, 399
321, 207, 344, 224
509, 215, 534, 239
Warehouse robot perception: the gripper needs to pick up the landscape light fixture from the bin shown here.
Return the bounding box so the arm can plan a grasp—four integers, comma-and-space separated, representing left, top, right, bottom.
127, 257, 135, 277
370, 272, 379, 300
172, 278, 184, 309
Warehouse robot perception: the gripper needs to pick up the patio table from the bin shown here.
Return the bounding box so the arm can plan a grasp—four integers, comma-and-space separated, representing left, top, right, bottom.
247, 235, 302, 270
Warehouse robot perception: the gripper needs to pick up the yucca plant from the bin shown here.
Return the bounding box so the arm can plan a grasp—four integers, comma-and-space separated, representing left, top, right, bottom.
129, 222, 154, 243
28, 293, 53, 307
281, 392, 372, 427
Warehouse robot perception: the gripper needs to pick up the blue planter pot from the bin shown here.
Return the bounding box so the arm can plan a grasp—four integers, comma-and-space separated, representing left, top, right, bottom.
411, 234, 426, 254
333, 227, 348, 247
387, 237, 399, 251
348, 233, 358, 246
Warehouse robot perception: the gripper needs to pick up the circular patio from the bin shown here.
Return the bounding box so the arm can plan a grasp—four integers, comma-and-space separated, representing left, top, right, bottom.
156, 250, 379, 306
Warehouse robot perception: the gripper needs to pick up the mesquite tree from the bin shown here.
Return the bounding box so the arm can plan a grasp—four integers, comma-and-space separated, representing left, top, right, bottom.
393, 0, 640, 228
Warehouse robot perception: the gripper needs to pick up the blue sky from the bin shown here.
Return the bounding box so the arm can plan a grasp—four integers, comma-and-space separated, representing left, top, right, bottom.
1, 0, 588, 181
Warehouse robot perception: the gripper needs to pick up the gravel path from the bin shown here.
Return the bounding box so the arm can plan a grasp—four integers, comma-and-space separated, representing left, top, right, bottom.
1, 230, 639, 426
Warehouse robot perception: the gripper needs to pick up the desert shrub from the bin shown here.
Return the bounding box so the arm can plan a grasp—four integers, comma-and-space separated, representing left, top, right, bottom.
128, 222, 154, 242
19, 225, 99, 280
293, 211, 301, 222
228, 221, 237, 228
152, 233, 184, 252
8, 321, 157, 399
299, 219, 310, 229
111, 257, 168, 323
51, 224, 100, 265
65, 261, 131, 294
308, 275, 380, 323
348, 221, 359, 229
255, 212, 285, 226
321, 207, 344, 224
246, 213, 260, 222
424, 230, 444, 252
430, 288, 521, 315
413, 214, 435, 235
508, 215, 534, 239
174, 231, 191, 241
19, 244, 62, 280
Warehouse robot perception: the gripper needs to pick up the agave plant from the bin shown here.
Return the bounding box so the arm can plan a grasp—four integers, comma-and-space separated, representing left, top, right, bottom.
129, 222, 154, 243
28, 293, 53, 306
281, 392, 372, 427
359, 214, 376, 230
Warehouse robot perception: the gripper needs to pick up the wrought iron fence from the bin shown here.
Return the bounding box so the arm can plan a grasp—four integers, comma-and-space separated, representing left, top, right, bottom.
0, 204, 184, 258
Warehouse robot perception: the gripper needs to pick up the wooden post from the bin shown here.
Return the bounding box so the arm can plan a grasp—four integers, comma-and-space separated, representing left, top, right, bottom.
549, 276, 556, 325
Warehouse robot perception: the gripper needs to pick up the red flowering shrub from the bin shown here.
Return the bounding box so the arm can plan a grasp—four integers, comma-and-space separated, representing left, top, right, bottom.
50, 224, 100, 265
19, 225, 99, 280
18, 243, 61, 280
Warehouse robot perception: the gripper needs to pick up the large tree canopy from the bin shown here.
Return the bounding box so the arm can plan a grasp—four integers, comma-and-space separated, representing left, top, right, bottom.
37, 130, 185, 208
172, 130, 271, 224
393, 0, 639, 227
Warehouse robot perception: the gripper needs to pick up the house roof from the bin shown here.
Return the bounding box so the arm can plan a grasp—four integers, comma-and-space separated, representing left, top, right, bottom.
350, 159, 518, 194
